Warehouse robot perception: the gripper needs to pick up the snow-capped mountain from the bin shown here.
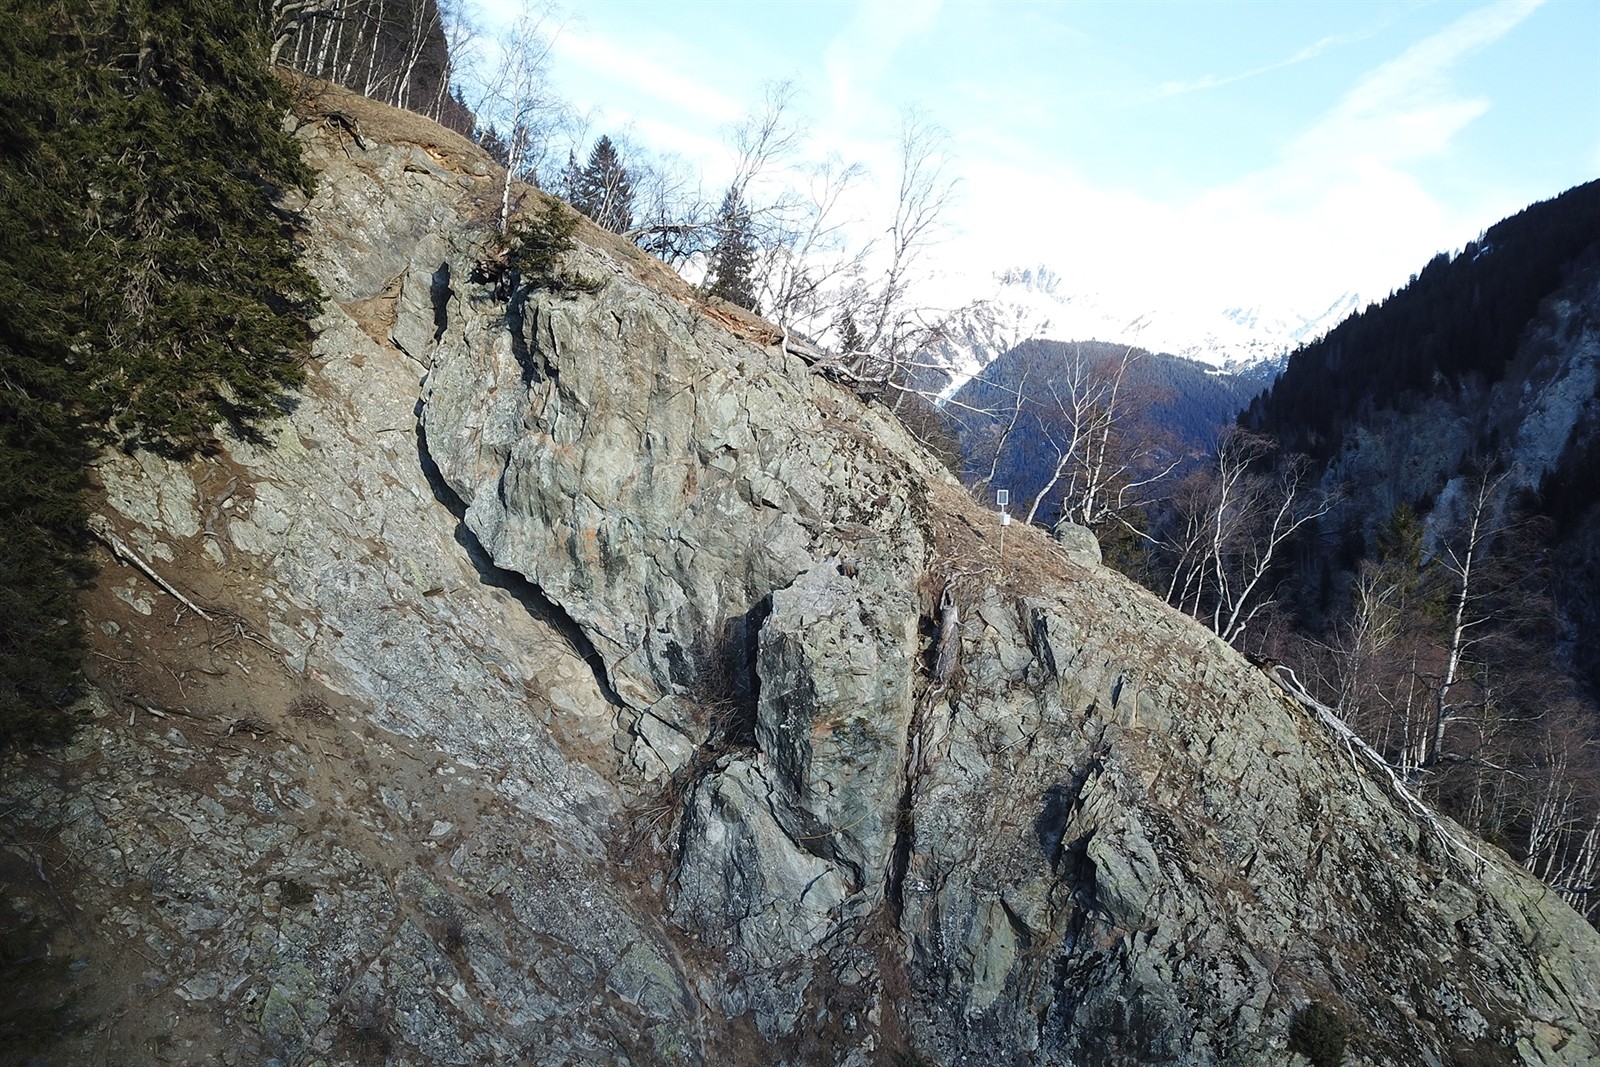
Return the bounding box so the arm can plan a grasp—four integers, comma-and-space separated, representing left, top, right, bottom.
923, 267, 1360, 398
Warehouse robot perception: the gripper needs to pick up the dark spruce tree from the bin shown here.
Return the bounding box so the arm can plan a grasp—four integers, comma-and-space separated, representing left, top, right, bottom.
0, 0, 320, 749
0, 3, 96, 748
705, 186, 760, 311
572, 135, 635, 234
476, 124, 512, 167
80, 1, 322, 448
557, 148, 582, 201
835, 309, 865, 357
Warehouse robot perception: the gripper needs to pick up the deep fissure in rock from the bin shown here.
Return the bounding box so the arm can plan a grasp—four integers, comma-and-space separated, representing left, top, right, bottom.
885, 772, 916, 923
429, 261, 452, 341
680, 599, 769, 750
415, 416, 620, 706
503, 285, 547, 386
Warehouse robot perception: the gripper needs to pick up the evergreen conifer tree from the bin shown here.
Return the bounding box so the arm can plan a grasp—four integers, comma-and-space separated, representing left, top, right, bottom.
572, 135, 634, 233
477, 124, 511, 166
705, 186, 759, 311
835, 309, 865, 356
559, 149, 582, 203
0, 0, 319, 748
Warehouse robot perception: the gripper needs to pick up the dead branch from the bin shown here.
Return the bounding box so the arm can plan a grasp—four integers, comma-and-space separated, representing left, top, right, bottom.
89, 514, 212, 621
1273, 663, 1491, 871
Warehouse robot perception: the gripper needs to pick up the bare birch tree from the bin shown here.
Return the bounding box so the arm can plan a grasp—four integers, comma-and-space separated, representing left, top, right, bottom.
844, 109, 959, 388
1422, 467, 1509, 768
267, 0, 340, 64
472, 7, 564, 233
759, 156, 867, 333
1158, 428, 1334, 645
271, 0, 466, 129
620, 81, 815, 292
1015, 341, 1179, 528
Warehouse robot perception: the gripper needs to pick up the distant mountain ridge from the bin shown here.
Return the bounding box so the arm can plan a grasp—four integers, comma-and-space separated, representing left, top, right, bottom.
919, 267, 1360, 399
946, 338, 1258, 519
1236, 178, 1600, 679
1247, 178, 1600, 462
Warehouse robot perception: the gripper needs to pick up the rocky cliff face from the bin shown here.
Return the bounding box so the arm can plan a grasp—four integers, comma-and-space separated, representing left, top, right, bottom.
6, 88, 1599, 1067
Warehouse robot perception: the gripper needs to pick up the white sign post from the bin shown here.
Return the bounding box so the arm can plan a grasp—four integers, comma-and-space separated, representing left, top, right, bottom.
996, 489, 1010, 563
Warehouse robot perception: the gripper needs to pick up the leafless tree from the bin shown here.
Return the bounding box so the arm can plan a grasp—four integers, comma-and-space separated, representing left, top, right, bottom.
267, 0, 340, 65
1323, 559, 1423, 759
1018, 341, 1180, 528
1288, 471, 1599, 923
1525, 707, 1600, 920
964, 362, 1030, 493
725, 80, 805, 211
758, 156, 868, 333
271, 0, 471, 132
393, 0, 440, 111
626, 154, 711, 269
620, 81, 813, 287
472, 6, 565, 233
1422, 466, 1510, 769
608, 94, 961, 401
1159, 428, 1335, 645
837, 109, 960, 389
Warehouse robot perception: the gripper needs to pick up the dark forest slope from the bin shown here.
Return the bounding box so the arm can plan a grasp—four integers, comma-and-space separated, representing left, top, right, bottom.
1245, 179, 1600, 460
1231, 182, 1600, 923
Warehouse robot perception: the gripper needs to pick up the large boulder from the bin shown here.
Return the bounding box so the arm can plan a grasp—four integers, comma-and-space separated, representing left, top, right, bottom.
1052, 518, 1102, 565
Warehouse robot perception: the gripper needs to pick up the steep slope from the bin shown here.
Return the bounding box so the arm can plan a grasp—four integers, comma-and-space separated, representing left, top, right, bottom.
1244, 180, 1600, 692
4, 86, 1598, 1067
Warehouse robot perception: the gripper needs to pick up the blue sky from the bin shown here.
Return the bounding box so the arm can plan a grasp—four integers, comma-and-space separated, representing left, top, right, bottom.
481, 0, 1599, 324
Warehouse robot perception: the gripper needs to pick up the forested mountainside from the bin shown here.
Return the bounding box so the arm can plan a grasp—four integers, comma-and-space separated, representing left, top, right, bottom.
1235, 181, 1600, 930
948, 339, 1257, 521
1246, 179, 1600, 461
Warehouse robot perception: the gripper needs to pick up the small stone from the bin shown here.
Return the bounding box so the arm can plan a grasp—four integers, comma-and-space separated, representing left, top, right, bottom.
177, 974, 220, 1001
113, 587, 155, 615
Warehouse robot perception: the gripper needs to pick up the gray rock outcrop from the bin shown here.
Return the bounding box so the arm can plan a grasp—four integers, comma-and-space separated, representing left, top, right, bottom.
7, 85, 1598, 1067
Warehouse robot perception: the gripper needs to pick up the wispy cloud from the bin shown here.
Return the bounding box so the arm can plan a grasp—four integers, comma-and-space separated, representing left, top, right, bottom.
949, 0, 1548, 315
1152, 29, 1374, 100
823, 0, 942, 120
554, 27, 745, 128
1297, 0, 1541, 163
480, 0, 1573, 329
1184, 0, 1545, 301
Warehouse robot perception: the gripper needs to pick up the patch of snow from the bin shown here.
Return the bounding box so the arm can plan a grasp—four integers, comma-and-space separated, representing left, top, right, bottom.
929, 266, 1361, 397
